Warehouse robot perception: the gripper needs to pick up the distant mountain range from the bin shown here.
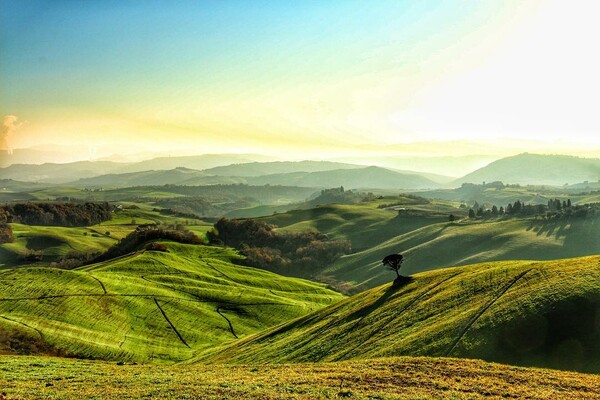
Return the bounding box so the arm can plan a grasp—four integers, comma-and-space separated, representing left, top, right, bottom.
0, 154, 269, 183
456, 153, 600, 186
73, 165, 441, 190
2, 153, 599, 189
246, 166, 440, 189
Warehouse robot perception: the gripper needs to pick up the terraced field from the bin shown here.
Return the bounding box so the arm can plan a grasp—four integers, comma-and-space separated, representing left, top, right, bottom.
0, 242, 343, 362
196, 256, 600, 373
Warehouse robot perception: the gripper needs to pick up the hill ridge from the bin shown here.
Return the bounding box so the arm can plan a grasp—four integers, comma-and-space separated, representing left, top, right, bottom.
195, 255, 600, 373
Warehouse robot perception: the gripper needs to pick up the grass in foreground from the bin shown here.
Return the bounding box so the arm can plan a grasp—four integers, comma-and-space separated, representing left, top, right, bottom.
0, 355, 598, 399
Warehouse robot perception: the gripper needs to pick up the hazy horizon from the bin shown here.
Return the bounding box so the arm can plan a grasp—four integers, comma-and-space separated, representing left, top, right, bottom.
2, 1, 600, 163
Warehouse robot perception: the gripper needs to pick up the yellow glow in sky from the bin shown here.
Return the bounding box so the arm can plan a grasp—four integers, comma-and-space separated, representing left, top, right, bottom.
1, 1, 599, 160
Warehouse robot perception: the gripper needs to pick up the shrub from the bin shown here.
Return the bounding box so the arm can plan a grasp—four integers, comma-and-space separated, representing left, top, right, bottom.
210, 218, 351, 277
0, 223, 13, 244
145, 242, 168, 252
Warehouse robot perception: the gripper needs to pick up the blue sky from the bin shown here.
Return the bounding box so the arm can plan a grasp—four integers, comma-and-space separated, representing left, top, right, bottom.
1, 1, 599, 158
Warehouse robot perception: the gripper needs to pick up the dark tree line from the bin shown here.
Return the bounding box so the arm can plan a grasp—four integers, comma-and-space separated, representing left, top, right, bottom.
468, 198, 596, 220
0, 208, 12, 244
1, 202, 112, 227
208, 218, 351, 277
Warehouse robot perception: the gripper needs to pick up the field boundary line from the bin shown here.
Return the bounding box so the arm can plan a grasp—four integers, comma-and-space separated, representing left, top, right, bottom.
153, 298, 190, 348
444, 268, 533, 357
0, 315, 44, 339
216, 307, 239, 339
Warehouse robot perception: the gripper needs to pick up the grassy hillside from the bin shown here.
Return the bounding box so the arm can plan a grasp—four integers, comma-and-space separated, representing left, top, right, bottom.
255, 199, 452, 251
221, 198, 598, 291
325, 215, 600, 290
0, 242, 342, 363
414, 181, 600, 206
1, 355, 598, 399
196, 256, 600, 373
456, 153, 600, 186
0, 204, 207, 269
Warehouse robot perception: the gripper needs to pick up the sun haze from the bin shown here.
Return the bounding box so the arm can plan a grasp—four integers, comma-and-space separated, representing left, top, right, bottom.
1, 1, 599, 161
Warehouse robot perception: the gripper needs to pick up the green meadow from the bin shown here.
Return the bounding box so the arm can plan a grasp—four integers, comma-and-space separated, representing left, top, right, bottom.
196, 256, 600, 373
0, 242, 342, 363
0, 204, 208, 268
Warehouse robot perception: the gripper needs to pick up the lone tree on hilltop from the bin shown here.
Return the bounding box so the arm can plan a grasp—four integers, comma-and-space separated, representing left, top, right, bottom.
382, 253, 404, 280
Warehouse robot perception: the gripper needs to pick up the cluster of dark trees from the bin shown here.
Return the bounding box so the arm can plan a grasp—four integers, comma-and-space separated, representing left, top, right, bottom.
0, 202, 112, 227
208, 218, 351, 277
0, 208, 12, 244
467, 198, 596, 219
93, 224, 203, 263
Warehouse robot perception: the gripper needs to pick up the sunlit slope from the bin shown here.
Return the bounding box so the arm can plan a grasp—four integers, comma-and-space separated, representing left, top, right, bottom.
326, 215, 600, 290
257, 201, 450, 251
1, 355, 599, 400
0, 205, 205, 268
0, 242, 343, 363
197, 256, 600, 373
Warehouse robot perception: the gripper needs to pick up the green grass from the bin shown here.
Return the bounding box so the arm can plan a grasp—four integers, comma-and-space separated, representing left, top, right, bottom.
0, 204, 208, 268
0, 355, 598, 399
0, 224, 120, 268
195, 256, 600, 373
325, 215, 600, 290
0, 242, 343, 363
249, 200, 599, 291
256, 201, 449, 251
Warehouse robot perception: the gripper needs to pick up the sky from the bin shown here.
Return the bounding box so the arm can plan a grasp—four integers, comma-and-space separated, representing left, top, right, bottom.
1, 0, 600, 161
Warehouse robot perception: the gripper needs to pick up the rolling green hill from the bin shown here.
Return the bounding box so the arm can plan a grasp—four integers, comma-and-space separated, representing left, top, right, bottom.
255, 199, 452, 251
196, 256, 600, 373
325, 215, 600, 290
0, 204, 208, 269
0, 242, 343, 363
1, 355, 598, 399
247, 200, 599, 290
415, 181, 600, 206
456, 153, 600, 186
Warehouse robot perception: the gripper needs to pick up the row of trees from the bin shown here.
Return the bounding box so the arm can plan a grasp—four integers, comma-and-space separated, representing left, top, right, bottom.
1, 202, 112, 227
467, 198, 595, 219
208, 218, 351, 277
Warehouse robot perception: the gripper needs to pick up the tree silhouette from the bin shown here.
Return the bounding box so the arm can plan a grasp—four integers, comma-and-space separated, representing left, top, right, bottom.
382, 253, 404, 280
